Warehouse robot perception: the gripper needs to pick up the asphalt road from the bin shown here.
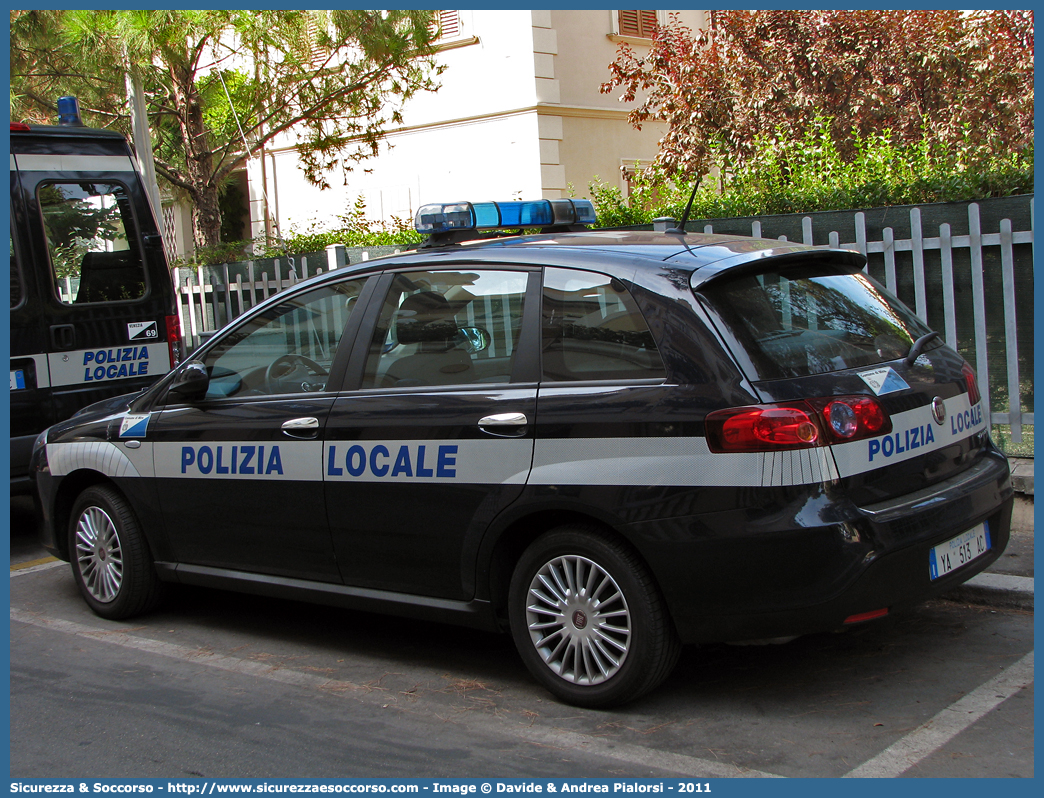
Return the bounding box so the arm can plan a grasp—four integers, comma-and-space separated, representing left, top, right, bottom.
9, 496, 1034, 780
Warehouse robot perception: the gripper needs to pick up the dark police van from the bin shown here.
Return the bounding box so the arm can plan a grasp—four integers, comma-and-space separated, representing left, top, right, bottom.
31, 198, 1012, 707
10, 97, 181, 492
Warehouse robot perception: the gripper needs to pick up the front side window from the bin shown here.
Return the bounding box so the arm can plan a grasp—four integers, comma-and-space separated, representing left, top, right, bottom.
39, 182, 146, 304
201, 279, 367, 399
541, 267, 666, 382
698, 265, 936, 380
361, 269, 528, 389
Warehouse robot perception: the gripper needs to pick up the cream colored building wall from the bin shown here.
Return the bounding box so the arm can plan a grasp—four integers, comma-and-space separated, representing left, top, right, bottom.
540, 10, 707, 198
245, 9, 708, 242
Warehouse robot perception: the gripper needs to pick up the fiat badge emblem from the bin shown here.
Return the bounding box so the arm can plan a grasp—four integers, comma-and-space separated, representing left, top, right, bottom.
931, 396, 946, 425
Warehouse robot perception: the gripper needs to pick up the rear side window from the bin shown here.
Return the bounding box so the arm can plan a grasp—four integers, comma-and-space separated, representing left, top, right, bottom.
699, 265, 935, 380
38, 181, 147, 304
541, 267, 666, 382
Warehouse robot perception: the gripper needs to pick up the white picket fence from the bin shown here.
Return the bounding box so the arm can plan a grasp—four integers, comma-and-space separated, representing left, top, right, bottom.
173, 244, 403, 353
176, 202, 1033, 444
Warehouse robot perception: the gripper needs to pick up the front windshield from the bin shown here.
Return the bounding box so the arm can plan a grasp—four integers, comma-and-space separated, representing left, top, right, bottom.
698, 265, 936, 380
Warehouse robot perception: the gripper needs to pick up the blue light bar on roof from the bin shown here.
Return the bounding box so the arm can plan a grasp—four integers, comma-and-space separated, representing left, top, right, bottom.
57, 96, 83, 126
415, 199, 597, 235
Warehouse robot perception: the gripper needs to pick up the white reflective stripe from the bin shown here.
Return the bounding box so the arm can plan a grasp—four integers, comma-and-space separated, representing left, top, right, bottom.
531, 436, 837, 488
831, 394, 985, 478
47, 342, 172, 387
48, 396, 986, 489
10, 354, 51, 389
47, 441, 151, 479
10, 154, 16, 170
763, 443, 839, 486
13, 153, 135, 173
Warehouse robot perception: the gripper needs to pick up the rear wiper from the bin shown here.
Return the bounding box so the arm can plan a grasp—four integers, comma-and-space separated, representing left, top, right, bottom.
904, 331, 939, 366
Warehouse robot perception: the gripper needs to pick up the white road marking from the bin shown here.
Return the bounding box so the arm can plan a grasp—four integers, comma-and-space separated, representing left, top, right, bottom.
9, 559, 65, 576
843, 651, 1034, 777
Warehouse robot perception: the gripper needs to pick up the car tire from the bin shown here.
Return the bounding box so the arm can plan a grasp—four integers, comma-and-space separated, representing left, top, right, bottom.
508, 525, 680, 708
68, 484, 163, 620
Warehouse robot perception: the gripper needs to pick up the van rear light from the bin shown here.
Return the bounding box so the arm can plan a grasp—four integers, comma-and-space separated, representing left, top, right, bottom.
165, 315, 183, 367
962, 362, 981, 405
844, 608, 889, 624
10, 122, 31, 132
706, 396, 891, 453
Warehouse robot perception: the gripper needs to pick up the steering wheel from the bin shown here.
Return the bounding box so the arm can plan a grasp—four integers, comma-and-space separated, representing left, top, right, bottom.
264, 354, 328, 394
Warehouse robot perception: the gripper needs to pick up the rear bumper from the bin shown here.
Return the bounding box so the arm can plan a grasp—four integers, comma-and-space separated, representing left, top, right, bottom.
638, 452, 1014, 644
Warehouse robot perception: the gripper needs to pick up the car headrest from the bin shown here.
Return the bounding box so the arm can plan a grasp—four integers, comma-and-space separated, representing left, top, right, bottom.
394, 291, 460, 346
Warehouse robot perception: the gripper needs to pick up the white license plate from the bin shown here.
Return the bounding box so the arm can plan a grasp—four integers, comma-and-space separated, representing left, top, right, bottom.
929, 523, 991, 580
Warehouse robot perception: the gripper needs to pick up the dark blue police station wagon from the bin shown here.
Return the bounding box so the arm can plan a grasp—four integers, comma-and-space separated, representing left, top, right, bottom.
32, 199, 1013, 707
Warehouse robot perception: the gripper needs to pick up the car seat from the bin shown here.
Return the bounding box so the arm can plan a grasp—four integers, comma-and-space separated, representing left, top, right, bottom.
382, 291, 473, 387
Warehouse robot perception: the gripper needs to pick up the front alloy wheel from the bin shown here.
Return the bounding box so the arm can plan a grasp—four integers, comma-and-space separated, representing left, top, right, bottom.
74, 504, 124, 603
68, 484, 163, 620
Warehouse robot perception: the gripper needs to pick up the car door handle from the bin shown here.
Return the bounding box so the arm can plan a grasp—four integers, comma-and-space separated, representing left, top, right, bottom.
478, 412, 529, 437
281, 417, 319, 438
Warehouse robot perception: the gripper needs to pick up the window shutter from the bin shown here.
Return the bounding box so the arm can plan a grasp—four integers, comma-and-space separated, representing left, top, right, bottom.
618, 10, 658, 38
431, 10, 461, 41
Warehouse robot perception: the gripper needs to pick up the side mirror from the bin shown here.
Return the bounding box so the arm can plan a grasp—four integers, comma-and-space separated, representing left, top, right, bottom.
165, 361, 209, 402
457, 326, 491, 354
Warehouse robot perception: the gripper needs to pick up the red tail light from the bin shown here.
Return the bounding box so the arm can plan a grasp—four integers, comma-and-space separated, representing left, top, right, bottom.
165, 315, 183, 367
809, 396, 889, 443
706, 396, 892, 453
707, 405, 819, 452
962, 362, 981, 405
10, 122, 31, 132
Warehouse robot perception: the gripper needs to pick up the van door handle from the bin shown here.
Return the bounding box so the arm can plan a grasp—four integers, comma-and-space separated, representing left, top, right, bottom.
50, 324, 75, 351
478, 412, 529, 437
281, 417, 319, 438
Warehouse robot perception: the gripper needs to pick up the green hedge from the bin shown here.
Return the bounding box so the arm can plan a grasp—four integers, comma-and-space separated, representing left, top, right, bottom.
590, 120, 1033, 227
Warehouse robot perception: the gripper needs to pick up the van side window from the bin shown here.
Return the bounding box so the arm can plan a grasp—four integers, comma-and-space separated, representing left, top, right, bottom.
38, 182, 147, 304
541, 267, 666, 382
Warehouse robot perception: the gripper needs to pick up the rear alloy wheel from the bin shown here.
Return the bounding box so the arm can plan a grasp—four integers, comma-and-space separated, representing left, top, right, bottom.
69, 485, 163, 620
509, 526, 680, 707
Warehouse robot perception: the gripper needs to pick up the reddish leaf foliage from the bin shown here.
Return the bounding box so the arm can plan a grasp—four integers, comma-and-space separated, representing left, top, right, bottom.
602, 10, 1033, 180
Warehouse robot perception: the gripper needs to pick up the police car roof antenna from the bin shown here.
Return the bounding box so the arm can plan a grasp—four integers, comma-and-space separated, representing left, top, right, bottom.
216, 63, 289, 262
665, 176, 702, 236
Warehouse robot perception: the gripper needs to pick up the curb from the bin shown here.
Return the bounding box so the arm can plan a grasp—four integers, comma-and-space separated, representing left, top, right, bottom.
1009, 457, 1034, 496
943, 572, 1034, 611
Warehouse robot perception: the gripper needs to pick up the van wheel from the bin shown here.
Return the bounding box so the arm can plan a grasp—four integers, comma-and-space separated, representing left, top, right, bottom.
69, 485, 163, 620
508, 526, 680, 708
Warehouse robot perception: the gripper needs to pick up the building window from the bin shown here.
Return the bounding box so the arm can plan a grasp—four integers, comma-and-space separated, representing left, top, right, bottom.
617, 10, 658, 39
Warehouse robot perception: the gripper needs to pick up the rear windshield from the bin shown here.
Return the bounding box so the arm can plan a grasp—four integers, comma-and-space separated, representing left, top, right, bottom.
697, 265, 936, 380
